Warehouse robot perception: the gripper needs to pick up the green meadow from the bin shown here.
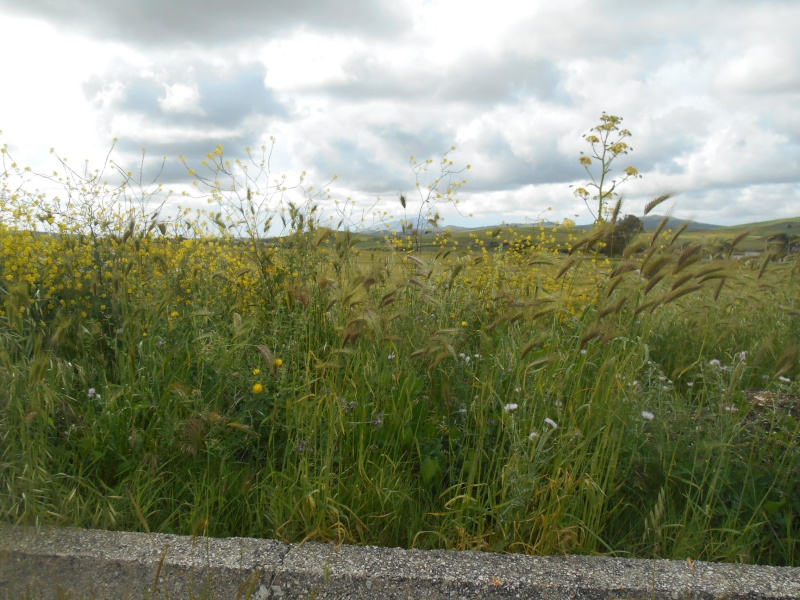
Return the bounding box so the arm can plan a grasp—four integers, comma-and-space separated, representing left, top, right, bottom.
0, 140, 798, 568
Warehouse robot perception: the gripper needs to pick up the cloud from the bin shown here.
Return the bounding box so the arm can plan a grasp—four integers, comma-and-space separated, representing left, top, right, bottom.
673, 184, 800, 225
159, 83, 204, 115
669, 118, 800, 189
321, 49, 563, 105
1, 0, 798, 228
0, 0, 413, 47
457, 183, 585, 226
79, 59, 288, 177
438, 54, 563, 104
716, 44, 800, 95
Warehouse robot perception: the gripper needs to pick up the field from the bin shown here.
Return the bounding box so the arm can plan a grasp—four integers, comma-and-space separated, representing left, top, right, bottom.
0, 147, 798, 568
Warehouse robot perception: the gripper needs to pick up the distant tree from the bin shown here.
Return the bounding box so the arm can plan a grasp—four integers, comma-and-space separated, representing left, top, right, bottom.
766, 232, 800, 256
601, 214, 643, 256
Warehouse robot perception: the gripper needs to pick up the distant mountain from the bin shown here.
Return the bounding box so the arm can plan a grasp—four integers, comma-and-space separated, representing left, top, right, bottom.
639, 215, 721, 232
363, 219, 469, 235
501, 220, 561, 228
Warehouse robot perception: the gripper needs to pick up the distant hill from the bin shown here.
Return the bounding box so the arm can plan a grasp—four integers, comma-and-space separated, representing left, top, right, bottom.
711, 216, 800, 237
639, 215, 721, 232
350, 215, 800, 238
364, 219, 469, 235
570, 215, 720, 232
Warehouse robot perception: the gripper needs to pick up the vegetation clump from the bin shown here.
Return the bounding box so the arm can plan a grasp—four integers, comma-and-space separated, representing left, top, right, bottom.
0, 126, 798, 567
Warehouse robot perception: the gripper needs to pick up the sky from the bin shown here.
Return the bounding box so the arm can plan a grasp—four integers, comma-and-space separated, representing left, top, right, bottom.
1, 0, 799, 230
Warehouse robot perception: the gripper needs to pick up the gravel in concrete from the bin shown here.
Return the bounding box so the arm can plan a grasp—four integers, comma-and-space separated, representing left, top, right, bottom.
1, 525, 798, 599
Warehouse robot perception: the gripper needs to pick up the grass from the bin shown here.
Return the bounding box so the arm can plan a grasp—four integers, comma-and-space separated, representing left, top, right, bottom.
0, 144, 798, 569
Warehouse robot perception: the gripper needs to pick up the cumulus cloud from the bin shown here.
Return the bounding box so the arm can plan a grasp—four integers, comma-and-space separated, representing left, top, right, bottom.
78, 58, 288, 180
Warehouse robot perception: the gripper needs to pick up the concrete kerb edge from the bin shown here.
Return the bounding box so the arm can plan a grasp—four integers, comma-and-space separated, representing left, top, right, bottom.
1, 525, 798, 599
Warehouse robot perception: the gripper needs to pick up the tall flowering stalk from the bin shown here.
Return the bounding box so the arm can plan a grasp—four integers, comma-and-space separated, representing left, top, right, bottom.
573, 113, 641, 223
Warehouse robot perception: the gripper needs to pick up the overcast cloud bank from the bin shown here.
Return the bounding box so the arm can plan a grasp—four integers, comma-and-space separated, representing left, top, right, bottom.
1, 0, 798, 227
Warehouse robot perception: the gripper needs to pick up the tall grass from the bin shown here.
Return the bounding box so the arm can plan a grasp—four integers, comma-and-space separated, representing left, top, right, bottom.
0, 144, 798, 566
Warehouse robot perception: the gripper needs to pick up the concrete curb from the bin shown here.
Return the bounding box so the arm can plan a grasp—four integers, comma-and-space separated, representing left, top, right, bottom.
1, 525, 798, 599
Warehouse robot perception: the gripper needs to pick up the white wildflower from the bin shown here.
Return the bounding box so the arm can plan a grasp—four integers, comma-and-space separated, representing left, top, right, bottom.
641, 411, 655, 421
544, 417, 558, 429
504, 403, 518, 412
